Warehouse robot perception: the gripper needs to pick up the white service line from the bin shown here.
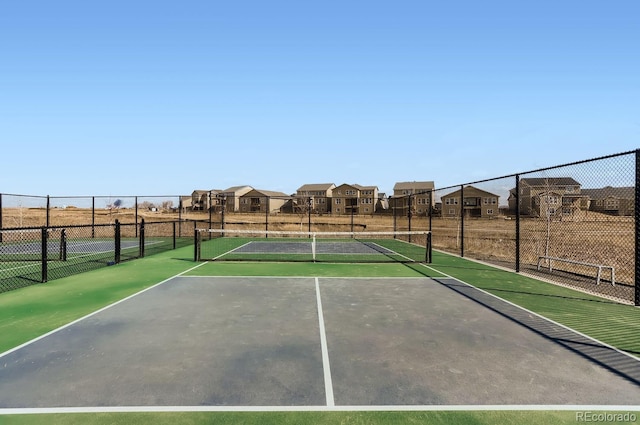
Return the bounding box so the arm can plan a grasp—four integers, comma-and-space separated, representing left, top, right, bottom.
315, 277, 335, 407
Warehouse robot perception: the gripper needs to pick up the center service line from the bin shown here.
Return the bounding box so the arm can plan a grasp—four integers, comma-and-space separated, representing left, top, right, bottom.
315, 277, 335, 407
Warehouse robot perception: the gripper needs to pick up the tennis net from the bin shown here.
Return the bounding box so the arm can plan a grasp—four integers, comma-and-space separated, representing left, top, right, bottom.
194, 228, 432, 263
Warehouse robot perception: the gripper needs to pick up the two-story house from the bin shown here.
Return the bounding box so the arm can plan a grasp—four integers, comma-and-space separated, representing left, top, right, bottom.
295, 183, 336, 214
391, 181, 435, 216
332, 183, 379, 215
508, 177, 588, 217
219, 186, 253, 213
441, 185, 500, 218
190, 189, 223, 211
238, 189, 291, 213
581, 186, 634, 216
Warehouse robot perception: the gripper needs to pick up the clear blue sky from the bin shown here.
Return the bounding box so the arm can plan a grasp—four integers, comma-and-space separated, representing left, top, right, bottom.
1, 0, 638, 199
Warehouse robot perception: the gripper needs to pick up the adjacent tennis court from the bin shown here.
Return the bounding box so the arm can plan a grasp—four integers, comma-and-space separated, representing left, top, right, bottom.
0, 233, 639, 424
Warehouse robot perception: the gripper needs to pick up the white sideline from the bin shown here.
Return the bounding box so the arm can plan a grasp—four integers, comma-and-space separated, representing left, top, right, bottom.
0, 404, 638, 414
315, 277, 335, 407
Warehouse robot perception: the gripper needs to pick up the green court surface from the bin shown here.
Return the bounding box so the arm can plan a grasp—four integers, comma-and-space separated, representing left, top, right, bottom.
0, 244, 638, 425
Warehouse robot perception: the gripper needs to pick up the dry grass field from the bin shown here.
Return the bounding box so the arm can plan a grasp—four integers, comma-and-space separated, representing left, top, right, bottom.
2, 207, 634, 300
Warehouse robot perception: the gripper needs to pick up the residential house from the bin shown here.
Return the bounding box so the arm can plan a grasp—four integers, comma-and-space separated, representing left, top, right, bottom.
180, 195, 193, 213
441, 185, 500, 218
508, 177, 588, 217
219, 186, 253, 212
190, 190, 209, 211
295, 183, 336, 214
581, 186, 634, 216
332, 183, 379, 215
239, 189, 291, 213
391, 181, 435, 216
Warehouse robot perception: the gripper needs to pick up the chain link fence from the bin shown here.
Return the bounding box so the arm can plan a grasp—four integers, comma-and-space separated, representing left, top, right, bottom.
432, 150, 637, 305
0, 219, 204, 293
1, 149, 637, 303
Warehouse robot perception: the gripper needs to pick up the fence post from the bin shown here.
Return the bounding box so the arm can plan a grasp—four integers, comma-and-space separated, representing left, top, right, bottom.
194, 225, 200, 261
308, 196, 312, 233
135, 196, 139, 238
428, 190, 433, 233
114, 219, 121, 264
460, 185, 465, 257
408, 194, 412, 242
139, 218, 145, 258
60, 228, 67, 261
46, 195, 50, 228
265, 196, 269, 235
635, 150, 640, 306
173, 221, 176, 249
91, 196, 95, 239
515, 175, 521, 273
41, 227, 48, 283
0, 193, 3, 242
208, 191, 213, 231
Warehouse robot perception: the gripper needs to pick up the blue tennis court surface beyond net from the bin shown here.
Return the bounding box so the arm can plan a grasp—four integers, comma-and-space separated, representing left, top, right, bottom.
195, 229, 432, 263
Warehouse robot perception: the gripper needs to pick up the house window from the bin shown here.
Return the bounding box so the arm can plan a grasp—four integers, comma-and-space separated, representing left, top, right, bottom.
335, 199, 342, 204
487, 209, 494, 215
448, 209, 456, 215
336, 208, 341, 213
364, 208, 369, 213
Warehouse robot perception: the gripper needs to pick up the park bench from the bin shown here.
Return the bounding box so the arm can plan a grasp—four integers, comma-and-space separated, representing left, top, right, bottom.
537, 256, 615, 286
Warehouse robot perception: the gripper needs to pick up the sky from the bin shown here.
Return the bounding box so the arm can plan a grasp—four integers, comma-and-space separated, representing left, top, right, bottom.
1, 0, 638, 200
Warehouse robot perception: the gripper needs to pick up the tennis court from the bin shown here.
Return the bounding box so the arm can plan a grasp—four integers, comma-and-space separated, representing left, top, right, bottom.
0, 258, 639, 409
0, 230, 640, 413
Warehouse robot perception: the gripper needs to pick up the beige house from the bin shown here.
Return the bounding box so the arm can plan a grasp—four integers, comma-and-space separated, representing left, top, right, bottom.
189, 190, 224, 211
508, 178, 589, 217
239, 189, 291, 213
391, 181, 435, 216
332, 183, 379, 215
581, 186, 634, 216
219, 186, 253, 212
441, 185, 500, 218
295, 183, 336, 214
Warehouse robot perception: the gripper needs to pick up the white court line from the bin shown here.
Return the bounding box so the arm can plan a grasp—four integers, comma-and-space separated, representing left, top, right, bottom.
0, 404, 638, 414
419, 263, 640, 363
315, 277, 335, 407
0, 261, 208, 360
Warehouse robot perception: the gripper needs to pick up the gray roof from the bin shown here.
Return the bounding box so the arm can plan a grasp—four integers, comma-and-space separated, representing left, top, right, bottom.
520, 177, 580, 187
245, 189, 291, 198
581, 186, 634, 200
297, 183, 335, 191
393, 181, 435, 191
352, 184, 378, 191
441, 185, 500, 198
222, 185, 253, 195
